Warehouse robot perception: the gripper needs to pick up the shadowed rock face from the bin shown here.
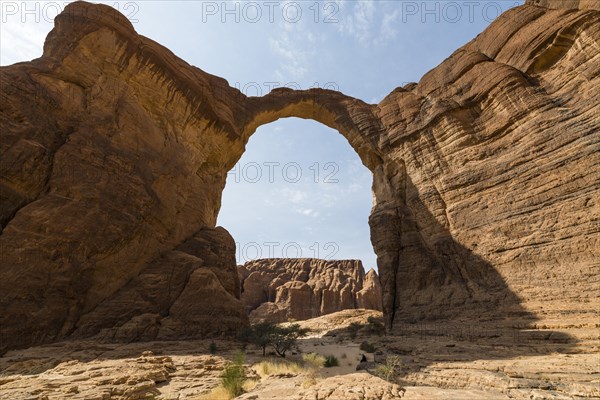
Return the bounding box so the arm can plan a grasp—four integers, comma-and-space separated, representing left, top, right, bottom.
238, 259, 382, 323
1, 1, 598, 352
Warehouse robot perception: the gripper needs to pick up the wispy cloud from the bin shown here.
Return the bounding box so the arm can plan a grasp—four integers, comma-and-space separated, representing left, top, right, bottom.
335, 0, 399, 47
336, 0, 375, 44
269, 2, 317, 81
296, 208, 320, 217
377, 9, 400, 45
270, 188, 308, 205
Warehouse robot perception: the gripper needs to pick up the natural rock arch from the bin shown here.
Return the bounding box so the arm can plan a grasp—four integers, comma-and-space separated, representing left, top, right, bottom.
241, 88, 384, 171
232, 89, 406, 329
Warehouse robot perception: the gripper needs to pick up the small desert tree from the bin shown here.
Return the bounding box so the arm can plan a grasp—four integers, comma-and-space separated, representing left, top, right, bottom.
269, 324, 309, 358
240, 322, 309, 358
239, 322, 276, 357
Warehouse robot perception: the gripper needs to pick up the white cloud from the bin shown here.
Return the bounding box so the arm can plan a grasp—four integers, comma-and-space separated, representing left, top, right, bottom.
377, 10, 400, 45
270, 36, 308, 79
277, 188, 308, 204
269, 3, 317, 81
317, 192, 338, 208
335, 0, 399, 47
352, 1, 376, 42
305, 226, 316, 234
336, 0, 375, 45
296, 208, 320, 217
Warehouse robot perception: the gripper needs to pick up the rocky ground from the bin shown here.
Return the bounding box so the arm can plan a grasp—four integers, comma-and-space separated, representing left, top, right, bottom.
1, 309, 597, 399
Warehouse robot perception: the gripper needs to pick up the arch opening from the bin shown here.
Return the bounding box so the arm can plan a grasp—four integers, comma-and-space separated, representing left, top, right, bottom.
218, 117, 378, 271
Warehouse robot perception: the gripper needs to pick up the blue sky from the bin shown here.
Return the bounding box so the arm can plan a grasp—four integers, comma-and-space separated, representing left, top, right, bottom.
1, 1, 524, 270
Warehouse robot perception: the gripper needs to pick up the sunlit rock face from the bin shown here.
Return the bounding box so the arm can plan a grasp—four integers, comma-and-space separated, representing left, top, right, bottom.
1, 0, 598, 352
238, 258, 382, 323
526, 0, 599, 10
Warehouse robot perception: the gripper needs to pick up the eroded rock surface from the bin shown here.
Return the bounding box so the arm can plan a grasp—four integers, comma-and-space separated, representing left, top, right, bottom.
371, 1, 600, 330
1, 310, 597, 400
0, 2, 251, 353
1, 0, 599, 353
237, 373, 405, 400
0, 340, 232, 399
239, 259, 382, 323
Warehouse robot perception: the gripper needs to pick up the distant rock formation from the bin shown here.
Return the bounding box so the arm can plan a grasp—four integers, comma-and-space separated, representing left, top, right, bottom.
238, 259, 382, 323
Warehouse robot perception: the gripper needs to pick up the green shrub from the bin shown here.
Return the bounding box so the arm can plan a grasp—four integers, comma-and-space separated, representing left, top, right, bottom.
375, 355, 402, 383
324, 355, 339, 368
360, 341, 376, 353
221, 351, 246, 398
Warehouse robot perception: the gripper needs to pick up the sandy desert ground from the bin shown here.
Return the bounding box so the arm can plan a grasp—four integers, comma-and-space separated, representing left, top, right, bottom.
1, 309, 598, 399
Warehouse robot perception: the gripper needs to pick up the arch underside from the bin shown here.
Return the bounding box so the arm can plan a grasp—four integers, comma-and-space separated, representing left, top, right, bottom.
241, 88, 385, 172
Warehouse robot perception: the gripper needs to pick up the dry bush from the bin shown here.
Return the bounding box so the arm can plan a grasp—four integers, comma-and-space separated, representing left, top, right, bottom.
255, 359, 304, 378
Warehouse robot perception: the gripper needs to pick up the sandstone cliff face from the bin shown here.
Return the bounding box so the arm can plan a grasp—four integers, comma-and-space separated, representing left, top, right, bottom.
371, 2, 600, 328
0, 2, 250, 352
238, 259, 382, 323
0, 1, 598, 352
